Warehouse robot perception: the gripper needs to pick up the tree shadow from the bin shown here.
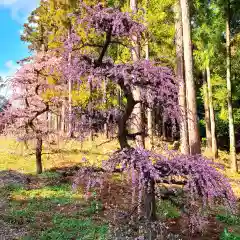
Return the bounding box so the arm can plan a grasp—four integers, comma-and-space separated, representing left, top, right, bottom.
1, 174, 108, 239
0, 170, 32, 188
42, 148, 108, 157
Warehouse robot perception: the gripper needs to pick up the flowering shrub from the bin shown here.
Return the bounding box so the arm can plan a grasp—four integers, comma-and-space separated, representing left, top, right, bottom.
73, 148, 236, 232
105, 148, 236, 207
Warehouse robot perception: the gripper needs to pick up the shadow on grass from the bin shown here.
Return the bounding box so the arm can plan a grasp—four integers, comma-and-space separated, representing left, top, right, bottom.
0, 169, 31, 181
1, 173, 108, 240
45, 148, 108, 156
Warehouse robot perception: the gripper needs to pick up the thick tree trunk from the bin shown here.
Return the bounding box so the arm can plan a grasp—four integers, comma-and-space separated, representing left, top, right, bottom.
117, 83, 135, 149
202, 70, 212, 151
174, 1, 189, 155
36, 136, 43, 174
130, 0, 145, 148
206, 66, 218, 159
180, 0, 201, 155
226, 2, 237, 172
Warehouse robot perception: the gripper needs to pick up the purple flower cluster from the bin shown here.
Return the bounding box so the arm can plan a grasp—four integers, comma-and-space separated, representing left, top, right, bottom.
78, 3, 146, 37
0, 53, 63, 140
73, 148, 236, 232
103, 148, 236, 209
58, 2, 181, 141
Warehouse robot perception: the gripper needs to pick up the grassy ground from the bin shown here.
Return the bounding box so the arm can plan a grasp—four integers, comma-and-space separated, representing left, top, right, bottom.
1, 136, 240, 239
0, 136, 118, 174
1, 179, 108, 239
0, 136, 115, 239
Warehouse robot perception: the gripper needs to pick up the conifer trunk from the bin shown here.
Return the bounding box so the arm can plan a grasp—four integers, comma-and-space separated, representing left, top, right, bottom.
68, 25, 73, 138
61, 101, 66, 134
226, 1, 237, 172
174, 1, 189, 155
206, 66, 218, 159
180, 0, 201, 155
203, 70, 212, 151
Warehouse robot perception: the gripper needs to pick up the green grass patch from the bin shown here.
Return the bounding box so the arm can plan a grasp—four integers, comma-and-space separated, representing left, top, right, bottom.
39, 215, 108, 240
156, 200, 181, 219
220, 229, 240, 240
4, 184, 81, 225
11, 184, 80, 200
21, 215, 108, 240
1, 182, 24, 192
39, 171, 62, 180
217, 213, 240, 239
217, 214, 240, 225
2, 181, 108, 239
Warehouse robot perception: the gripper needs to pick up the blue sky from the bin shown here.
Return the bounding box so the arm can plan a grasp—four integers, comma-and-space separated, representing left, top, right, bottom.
0, 0, 40, 86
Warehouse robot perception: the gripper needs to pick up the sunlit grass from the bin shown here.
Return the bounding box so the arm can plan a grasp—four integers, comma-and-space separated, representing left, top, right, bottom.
0, 135, 119, 174
10, 184, 83, 203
